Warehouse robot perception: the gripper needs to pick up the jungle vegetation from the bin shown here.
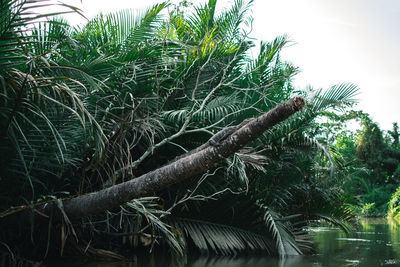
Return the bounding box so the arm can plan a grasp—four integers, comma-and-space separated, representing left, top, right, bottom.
3, 0, 399, 265
326, 112, 400, 217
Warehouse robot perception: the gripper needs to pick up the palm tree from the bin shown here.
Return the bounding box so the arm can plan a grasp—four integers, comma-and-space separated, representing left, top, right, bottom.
0, 0, 358, 261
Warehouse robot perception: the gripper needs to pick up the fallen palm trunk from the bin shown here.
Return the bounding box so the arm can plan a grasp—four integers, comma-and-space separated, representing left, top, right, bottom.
1, 96, 305, 222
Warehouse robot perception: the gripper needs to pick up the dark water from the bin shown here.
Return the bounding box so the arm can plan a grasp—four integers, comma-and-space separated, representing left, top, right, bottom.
52, 218, 400, 267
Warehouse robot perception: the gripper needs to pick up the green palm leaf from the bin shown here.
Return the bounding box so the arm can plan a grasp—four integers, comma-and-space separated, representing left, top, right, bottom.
162, 94, 242, 125
264, 209, 302, 257
215, 0, 254, 40
169, 218, 274, 255
310, 82, 359, 112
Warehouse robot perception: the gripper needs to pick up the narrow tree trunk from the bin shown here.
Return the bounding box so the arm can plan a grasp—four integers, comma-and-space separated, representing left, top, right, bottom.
1, 96, 305, 222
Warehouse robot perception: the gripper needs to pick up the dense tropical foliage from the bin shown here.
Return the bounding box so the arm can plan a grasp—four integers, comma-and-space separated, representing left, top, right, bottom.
4, 0, 395, 265
313, 108, 400, 217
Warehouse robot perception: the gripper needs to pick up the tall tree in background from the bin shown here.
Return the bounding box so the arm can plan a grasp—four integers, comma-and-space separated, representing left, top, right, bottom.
388, 123, 400, 149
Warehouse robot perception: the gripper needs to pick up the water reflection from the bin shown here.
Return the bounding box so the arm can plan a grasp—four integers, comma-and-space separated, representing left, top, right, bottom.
311, 218, 400, 266
60, 256, 314, 267
51, 218, 400, 267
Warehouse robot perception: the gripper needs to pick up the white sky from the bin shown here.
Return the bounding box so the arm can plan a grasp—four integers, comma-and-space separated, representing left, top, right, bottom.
53, 0, 400, 130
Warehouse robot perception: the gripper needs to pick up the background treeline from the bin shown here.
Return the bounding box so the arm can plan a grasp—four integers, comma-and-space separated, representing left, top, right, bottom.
324, 111, 400, 217
1, 0, 399, 264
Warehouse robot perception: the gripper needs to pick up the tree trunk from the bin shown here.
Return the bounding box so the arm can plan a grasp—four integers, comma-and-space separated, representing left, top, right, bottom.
1, 96, 305, 222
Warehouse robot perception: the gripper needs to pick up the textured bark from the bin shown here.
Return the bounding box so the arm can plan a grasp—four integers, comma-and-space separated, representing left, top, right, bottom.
1, 96, 305, 222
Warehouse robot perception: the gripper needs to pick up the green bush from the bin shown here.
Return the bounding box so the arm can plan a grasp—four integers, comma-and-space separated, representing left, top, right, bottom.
388, 186, 400, 219
360, 202, 375, 216
363, 184, 396, 214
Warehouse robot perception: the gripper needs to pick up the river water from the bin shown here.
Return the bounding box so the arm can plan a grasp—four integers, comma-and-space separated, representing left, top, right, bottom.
52, 218, 400, 267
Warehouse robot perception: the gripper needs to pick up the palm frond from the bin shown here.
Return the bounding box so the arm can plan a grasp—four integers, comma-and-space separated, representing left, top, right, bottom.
0, 0, 80, 69
310, 82, 359, 112
316, 211, 355, 234
297, 133, 335, 177
125, 3, 167, 42
215, 0, 254, 40
30, 17, 72, 57
169, 218, 274, 255
161, 94, 242, 126
185, 0, 218, 40
247, 36, 290, 81
263, 209, 302, 257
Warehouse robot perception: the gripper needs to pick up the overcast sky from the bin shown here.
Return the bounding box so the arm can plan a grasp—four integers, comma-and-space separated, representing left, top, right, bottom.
55, 0, 400, 130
